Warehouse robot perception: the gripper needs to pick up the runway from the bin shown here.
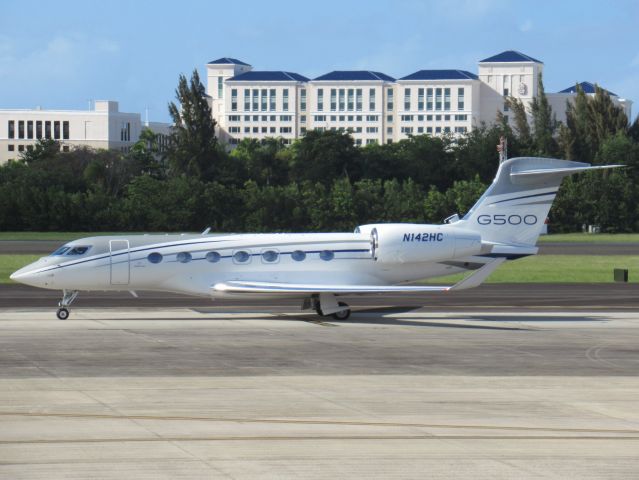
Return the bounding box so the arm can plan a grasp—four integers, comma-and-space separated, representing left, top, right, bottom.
1, 306, 638, 479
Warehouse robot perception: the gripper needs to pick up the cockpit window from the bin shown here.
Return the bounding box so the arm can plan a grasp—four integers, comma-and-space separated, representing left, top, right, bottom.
66, 246, 91, 255
51, 246, 70, 256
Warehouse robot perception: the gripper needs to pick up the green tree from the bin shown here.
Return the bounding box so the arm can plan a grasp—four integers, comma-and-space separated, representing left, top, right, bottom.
167, 69, 219, 180
505, 97, 532, 150
290, 130, 361, 184
529, 72, 557, 156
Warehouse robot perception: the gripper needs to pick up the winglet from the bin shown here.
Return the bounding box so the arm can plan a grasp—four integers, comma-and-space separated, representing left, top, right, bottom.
449, 257, 506, 291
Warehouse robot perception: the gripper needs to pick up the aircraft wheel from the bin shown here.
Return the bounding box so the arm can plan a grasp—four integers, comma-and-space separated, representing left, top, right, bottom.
331, 302, 351, 320
56, 308, 69, 320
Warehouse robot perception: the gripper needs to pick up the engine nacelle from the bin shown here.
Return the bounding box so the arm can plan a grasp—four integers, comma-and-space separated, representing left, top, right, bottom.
358, 223, 482, 264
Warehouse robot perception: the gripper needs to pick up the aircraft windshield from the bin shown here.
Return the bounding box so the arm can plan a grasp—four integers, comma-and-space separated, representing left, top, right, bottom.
50, 245, 92, 256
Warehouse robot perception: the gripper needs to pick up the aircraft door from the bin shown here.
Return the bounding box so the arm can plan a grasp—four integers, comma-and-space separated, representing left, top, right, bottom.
110, 240, 130, 285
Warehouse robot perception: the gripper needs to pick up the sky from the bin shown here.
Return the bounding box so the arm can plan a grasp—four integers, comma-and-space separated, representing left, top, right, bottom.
1, 0, 638, 123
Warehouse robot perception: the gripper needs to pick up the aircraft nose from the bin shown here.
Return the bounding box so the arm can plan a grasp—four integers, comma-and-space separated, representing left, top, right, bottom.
10, 264, 46, 287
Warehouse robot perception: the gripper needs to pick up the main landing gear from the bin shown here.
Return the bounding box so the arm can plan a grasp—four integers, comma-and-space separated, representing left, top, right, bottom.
305, 294, 351, 320
57, 290, 79, 320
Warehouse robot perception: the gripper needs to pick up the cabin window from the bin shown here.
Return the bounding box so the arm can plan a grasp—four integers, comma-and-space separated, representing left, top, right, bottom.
176, 252, 192, 263
319, 250, 334, 261
66, 246, 91, 255
206, 251, 221, 263
50, 246, 70, 256
262, 250, 279, 263
291, 250, 306, 261
233, 250, 250, 263
148, 252, 163, 264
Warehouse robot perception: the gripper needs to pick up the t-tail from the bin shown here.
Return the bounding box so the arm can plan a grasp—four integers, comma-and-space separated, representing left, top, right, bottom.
456, 157, 621, 248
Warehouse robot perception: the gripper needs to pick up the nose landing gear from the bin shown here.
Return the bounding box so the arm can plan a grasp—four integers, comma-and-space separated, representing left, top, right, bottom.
57, 290, 79, 320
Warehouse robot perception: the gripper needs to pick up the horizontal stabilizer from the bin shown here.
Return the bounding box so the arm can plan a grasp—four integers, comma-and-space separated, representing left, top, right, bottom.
213, 258, 504, 295
510, 164, 623, 185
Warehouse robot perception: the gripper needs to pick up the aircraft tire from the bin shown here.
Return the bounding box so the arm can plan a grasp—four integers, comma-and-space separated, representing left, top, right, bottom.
331, 302, 351, 320
56, 308, 69, 320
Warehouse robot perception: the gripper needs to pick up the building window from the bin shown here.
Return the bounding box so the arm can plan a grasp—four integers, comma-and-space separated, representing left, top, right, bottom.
45, 121, 51, 139
25, 121, 33, 139
314, 115, 326, 122
401, 126, 414, 134
120, 122, 130, 141
229, 127, 240, 133
18, 121, 24, 139
328, 89, 335, 112
261, 126, 267, 133
365, 115, 378, 121
269, 89, 276, 111
435, 88, 442, 111
261, 89, 267, 111
387, 88, 394, 110
347, 88, 354, 111
400, 115, 413, 122
279, 127, 292, 133
504, 101, 509, 112
18, 145, 24, 152
355, 88, 362, 112
54, 121, 61, 140
218, 77, 223, 98
63, 121, 69, 140
369, 88, 376, 111
458, 88, 465, 110
426, 88, 433, 111
244, 126, 250, 133
252, 89, 259, 111
387, 127, 392, 134
503, 87, 509, 97
300, 89, 306, 111
229, 115, 240, 121
231, 89, 238, 111
317, 88, 323, 111
444, 88, 451, 111
404, 88, 411, 111
366, 126, 378, 133
338, 89, 345, 111
36, 121, 42, 139
282, 89, 289, 111
366, 139, 377, 145
418, 88, 424, 111
8, 120, 14, 139
387, 115, 393, 123
8, 144, 14, 151
244, 89, 250, 111
300, 115, 306, 123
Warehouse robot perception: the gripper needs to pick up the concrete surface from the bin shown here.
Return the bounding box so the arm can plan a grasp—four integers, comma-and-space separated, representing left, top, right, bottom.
0, 308, 638, 479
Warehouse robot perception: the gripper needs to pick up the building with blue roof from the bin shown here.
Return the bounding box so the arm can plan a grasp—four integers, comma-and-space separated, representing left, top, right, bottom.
313, 71, 396, 82
558, 81, 616, 97
205, 51, 631, 147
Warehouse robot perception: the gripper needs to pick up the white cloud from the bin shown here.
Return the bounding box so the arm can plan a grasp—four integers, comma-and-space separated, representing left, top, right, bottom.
519, 19, 533, 32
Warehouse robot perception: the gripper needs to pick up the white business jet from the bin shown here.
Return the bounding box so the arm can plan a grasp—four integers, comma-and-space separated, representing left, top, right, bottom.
11, 157, 618, 320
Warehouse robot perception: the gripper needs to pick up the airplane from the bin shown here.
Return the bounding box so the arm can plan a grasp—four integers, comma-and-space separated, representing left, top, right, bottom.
11, 157, 620, 320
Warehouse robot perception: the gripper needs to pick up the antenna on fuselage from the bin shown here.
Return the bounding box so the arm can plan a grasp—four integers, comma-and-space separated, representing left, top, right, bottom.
201, 227, 211, 235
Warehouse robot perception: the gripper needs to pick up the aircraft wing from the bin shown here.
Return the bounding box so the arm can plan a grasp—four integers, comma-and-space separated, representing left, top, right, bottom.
213, 258, 505, 294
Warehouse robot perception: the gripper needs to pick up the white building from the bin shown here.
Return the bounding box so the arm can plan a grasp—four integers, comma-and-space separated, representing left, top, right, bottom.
0, 100, 172, 163
207, 51, 632, 146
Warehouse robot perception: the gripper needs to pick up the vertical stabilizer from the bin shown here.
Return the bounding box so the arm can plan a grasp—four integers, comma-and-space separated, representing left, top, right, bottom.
458, 157, 620, 246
